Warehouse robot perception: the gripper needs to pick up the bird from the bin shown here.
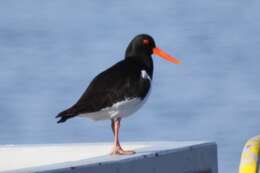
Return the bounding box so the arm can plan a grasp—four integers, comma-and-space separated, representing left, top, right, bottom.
56, 34, 181, 155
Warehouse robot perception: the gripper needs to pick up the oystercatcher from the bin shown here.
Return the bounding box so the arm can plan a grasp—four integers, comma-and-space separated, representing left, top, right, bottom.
56, 34, 181, 155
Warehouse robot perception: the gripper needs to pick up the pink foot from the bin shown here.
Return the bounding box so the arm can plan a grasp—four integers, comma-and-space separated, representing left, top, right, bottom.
111, 146, 136, 155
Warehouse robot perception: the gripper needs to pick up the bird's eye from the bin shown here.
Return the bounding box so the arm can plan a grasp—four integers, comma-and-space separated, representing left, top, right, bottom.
143, 39, 150, 45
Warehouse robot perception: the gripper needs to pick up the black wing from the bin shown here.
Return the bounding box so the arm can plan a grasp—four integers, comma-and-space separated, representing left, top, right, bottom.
56, 59, 150, 123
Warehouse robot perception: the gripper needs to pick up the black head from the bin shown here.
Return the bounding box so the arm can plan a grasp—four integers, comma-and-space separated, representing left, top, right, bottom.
125, 34, 181, 65
125, 34, 156, 58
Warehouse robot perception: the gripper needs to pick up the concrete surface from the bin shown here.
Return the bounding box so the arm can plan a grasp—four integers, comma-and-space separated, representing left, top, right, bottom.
0, 141, 218, 173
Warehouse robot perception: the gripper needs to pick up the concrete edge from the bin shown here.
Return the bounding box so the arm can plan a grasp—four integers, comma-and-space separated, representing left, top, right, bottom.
2, 141, 217, 173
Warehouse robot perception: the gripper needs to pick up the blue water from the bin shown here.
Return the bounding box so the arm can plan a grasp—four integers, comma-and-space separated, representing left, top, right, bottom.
1, 1, 260, 172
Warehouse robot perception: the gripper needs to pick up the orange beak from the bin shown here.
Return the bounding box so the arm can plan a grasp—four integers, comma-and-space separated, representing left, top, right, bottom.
153, 47, 181, 64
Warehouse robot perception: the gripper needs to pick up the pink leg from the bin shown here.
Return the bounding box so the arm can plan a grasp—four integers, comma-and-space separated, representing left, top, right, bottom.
111, 118, 135, 155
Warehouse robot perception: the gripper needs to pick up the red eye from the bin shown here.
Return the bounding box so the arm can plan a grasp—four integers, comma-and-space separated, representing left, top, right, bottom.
143, 39, 150, 45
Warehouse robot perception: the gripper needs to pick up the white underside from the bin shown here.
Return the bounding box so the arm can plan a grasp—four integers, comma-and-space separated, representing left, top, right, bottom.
79, 70, 152, 121
80, 90, 151, 121
79, 96, 148, 121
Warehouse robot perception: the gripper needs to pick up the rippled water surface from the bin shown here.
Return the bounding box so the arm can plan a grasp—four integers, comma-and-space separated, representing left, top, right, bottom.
1, 1, 260, 172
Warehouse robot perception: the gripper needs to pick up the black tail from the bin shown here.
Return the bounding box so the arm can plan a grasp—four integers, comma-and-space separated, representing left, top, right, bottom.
56, 108, 76, 123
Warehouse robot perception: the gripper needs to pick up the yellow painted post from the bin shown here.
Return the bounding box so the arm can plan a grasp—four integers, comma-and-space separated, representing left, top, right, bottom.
239, 136, 260, 173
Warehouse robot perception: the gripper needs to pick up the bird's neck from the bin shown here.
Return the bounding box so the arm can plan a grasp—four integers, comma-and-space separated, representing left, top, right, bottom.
126, 55, 154, 79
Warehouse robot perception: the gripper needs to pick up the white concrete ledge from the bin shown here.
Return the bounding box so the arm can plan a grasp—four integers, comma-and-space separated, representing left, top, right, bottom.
0, 141, 218, 173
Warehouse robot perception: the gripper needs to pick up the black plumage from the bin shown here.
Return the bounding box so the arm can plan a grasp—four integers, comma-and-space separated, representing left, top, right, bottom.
56, 34, 154, 123
56, 34, 180, 155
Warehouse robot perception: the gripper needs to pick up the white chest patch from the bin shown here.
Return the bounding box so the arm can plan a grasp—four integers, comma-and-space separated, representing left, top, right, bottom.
141, 70, 151, 81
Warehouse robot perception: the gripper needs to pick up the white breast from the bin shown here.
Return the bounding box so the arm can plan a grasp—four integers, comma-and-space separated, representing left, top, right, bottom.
141, 70, 151, 81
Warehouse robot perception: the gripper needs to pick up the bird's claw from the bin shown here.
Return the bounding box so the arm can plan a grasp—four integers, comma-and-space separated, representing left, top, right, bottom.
111, 146, 136, 155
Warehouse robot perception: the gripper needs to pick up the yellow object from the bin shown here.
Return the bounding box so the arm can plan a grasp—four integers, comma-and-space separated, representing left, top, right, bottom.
239, 136, 260, 173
